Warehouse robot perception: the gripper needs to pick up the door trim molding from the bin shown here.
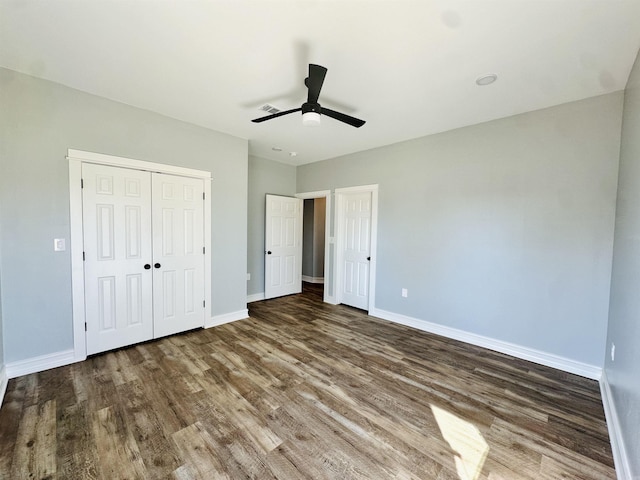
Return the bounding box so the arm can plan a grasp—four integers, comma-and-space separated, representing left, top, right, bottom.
68, 149, 212, 362
334, 184, 379, 313
68, 149, 212, 179
295, 190, 332, 304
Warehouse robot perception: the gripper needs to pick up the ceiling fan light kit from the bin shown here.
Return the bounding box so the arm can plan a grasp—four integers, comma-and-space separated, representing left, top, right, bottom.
252, 63, 366, 128
302, 111, 321, 126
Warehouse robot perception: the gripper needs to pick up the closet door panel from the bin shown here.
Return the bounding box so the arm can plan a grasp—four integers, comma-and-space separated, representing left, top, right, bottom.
152, 174, 205, 338
83, 164, 153, 354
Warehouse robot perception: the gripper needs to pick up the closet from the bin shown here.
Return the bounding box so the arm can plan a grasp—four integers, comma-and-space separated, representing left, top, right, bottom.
82, 162, 205, 355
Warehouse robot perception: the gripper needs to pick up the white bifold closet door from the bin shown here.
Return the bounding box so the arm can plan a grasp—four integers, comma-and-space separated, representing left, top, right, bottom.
151, 173, 205, 338
83, 163, 205, 355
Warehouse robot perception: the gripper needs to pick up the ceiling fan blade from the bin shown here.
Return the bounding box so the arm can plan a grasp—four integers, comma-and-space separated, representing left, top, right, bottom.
251, 107, 302, 123
321, 107, 366, 128
306, 64, 327, 104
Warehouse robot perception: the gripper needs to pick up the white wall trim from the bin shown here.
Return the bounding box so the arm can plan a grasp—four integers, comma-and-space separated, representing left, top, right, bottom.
600, 371, 632, 480
68, 149, 213, 362
6, 349, 77, 379
247, 292, 266, 303
302, 275, 324, 284
296, 190, 333, 304
335, 184, 379, 194
295, 190, 332, 200
370, 307, 602, 380
205, 309, 249, 329
0, 365, 8, 407
67, 149, 212, 179
68, 157, 87, 362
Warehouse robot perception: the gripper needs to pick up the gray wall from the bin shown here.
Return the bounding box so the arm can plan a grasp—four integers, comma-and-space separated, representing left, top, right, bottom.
247, 155, 296, 296
0, 68, 248, 364
606, 47, 640, 476
298, 93, 622, 367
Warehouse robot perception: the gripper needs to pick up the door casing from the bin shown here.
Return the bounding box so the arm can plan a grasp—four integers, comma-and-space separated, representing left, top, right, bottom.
68, 149, 212, 361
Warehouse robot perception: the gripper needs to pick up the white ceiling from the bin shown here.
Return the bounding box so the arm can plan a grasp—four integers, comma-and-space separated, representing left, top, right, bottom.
2, 1, 640, 166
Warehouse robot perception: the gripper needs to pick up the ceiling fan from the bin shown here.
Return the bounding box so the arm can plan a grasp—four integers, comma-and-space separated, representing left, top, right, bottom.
251, 64, 366, 128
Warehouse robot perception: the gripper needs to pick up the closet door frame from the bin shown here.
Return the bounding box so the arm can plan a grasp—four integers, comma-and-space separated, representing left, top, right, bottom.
68, 149, 212, 362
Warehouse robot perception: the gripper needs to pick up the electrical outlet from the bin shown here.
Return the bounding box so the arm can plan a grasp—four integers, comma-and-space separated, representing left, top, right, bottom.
247, 273, 251, 281
611, 343, 616, 362
401, 288, 408, 298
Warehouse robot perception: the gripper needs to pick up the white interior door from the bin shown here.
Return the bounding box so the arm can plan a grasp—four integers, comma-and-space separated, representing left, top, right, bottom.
152, 174, 205, 338
340, 191, 372, 310
264, 194, 303, 299
83, 163, 154, 355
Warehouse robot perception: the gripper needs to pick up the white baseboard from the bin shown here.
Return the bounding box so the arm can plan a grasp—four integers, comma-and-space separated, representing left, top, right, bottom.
6, 349, 77, 379
369, 308, 602, 380
205, 309, 249, 329
302, 276, 325, 284
0, 364, 8, 407
600, 371, 633, 480
247, 292, 265, 303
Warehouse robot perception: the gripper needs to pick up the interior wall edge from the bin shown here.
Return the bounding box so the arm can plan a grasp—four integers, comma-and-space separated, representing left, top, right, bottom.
600, 370, 633, 480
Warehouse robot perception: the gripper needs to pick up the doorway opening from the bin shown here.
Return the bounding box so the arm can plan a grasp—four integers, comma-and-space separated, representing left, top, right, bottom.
295, 190, 333, 304
302, 197, 326, 299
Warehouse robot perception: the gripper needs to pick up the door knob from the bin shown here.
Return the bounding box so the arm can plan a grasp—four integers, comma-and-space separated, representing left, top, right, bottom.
144, 264, 151, 270
266, 251, 272, 255
367, 256, 371, 261
154, 263, 161, 268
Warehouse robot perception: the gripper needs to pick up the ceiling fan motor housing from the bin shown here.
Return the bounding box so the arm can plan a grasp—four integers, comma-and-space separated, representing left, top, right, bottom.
302, 102, 322, 126
302, 102, 321, 114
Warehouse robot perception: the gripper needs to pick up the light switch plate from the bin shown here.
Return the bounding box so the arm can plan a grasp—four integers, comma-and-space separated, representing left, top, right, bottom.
54, 238, 66, 251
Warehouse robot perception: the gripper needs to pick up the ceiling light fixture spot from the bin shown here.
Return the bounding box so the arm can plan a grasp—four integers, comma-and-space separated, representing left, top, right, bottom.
476, 73, 498, 86
272, 147, 282, 152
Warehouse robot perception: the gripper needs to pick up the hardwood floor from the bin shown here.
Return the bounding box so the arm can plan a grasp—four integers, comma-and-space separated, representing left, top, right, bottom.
0, 283, 615, 479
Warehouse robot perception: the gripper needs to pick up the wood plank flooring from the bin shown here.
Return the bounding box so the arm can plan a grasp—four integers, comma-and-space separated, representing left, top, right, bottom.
0, 283, 615, 479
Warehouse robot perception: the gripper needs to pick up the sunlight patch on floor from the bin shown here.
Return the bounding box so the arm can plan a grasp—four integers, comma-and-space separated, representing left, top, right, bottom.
431, 404, 489, 480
